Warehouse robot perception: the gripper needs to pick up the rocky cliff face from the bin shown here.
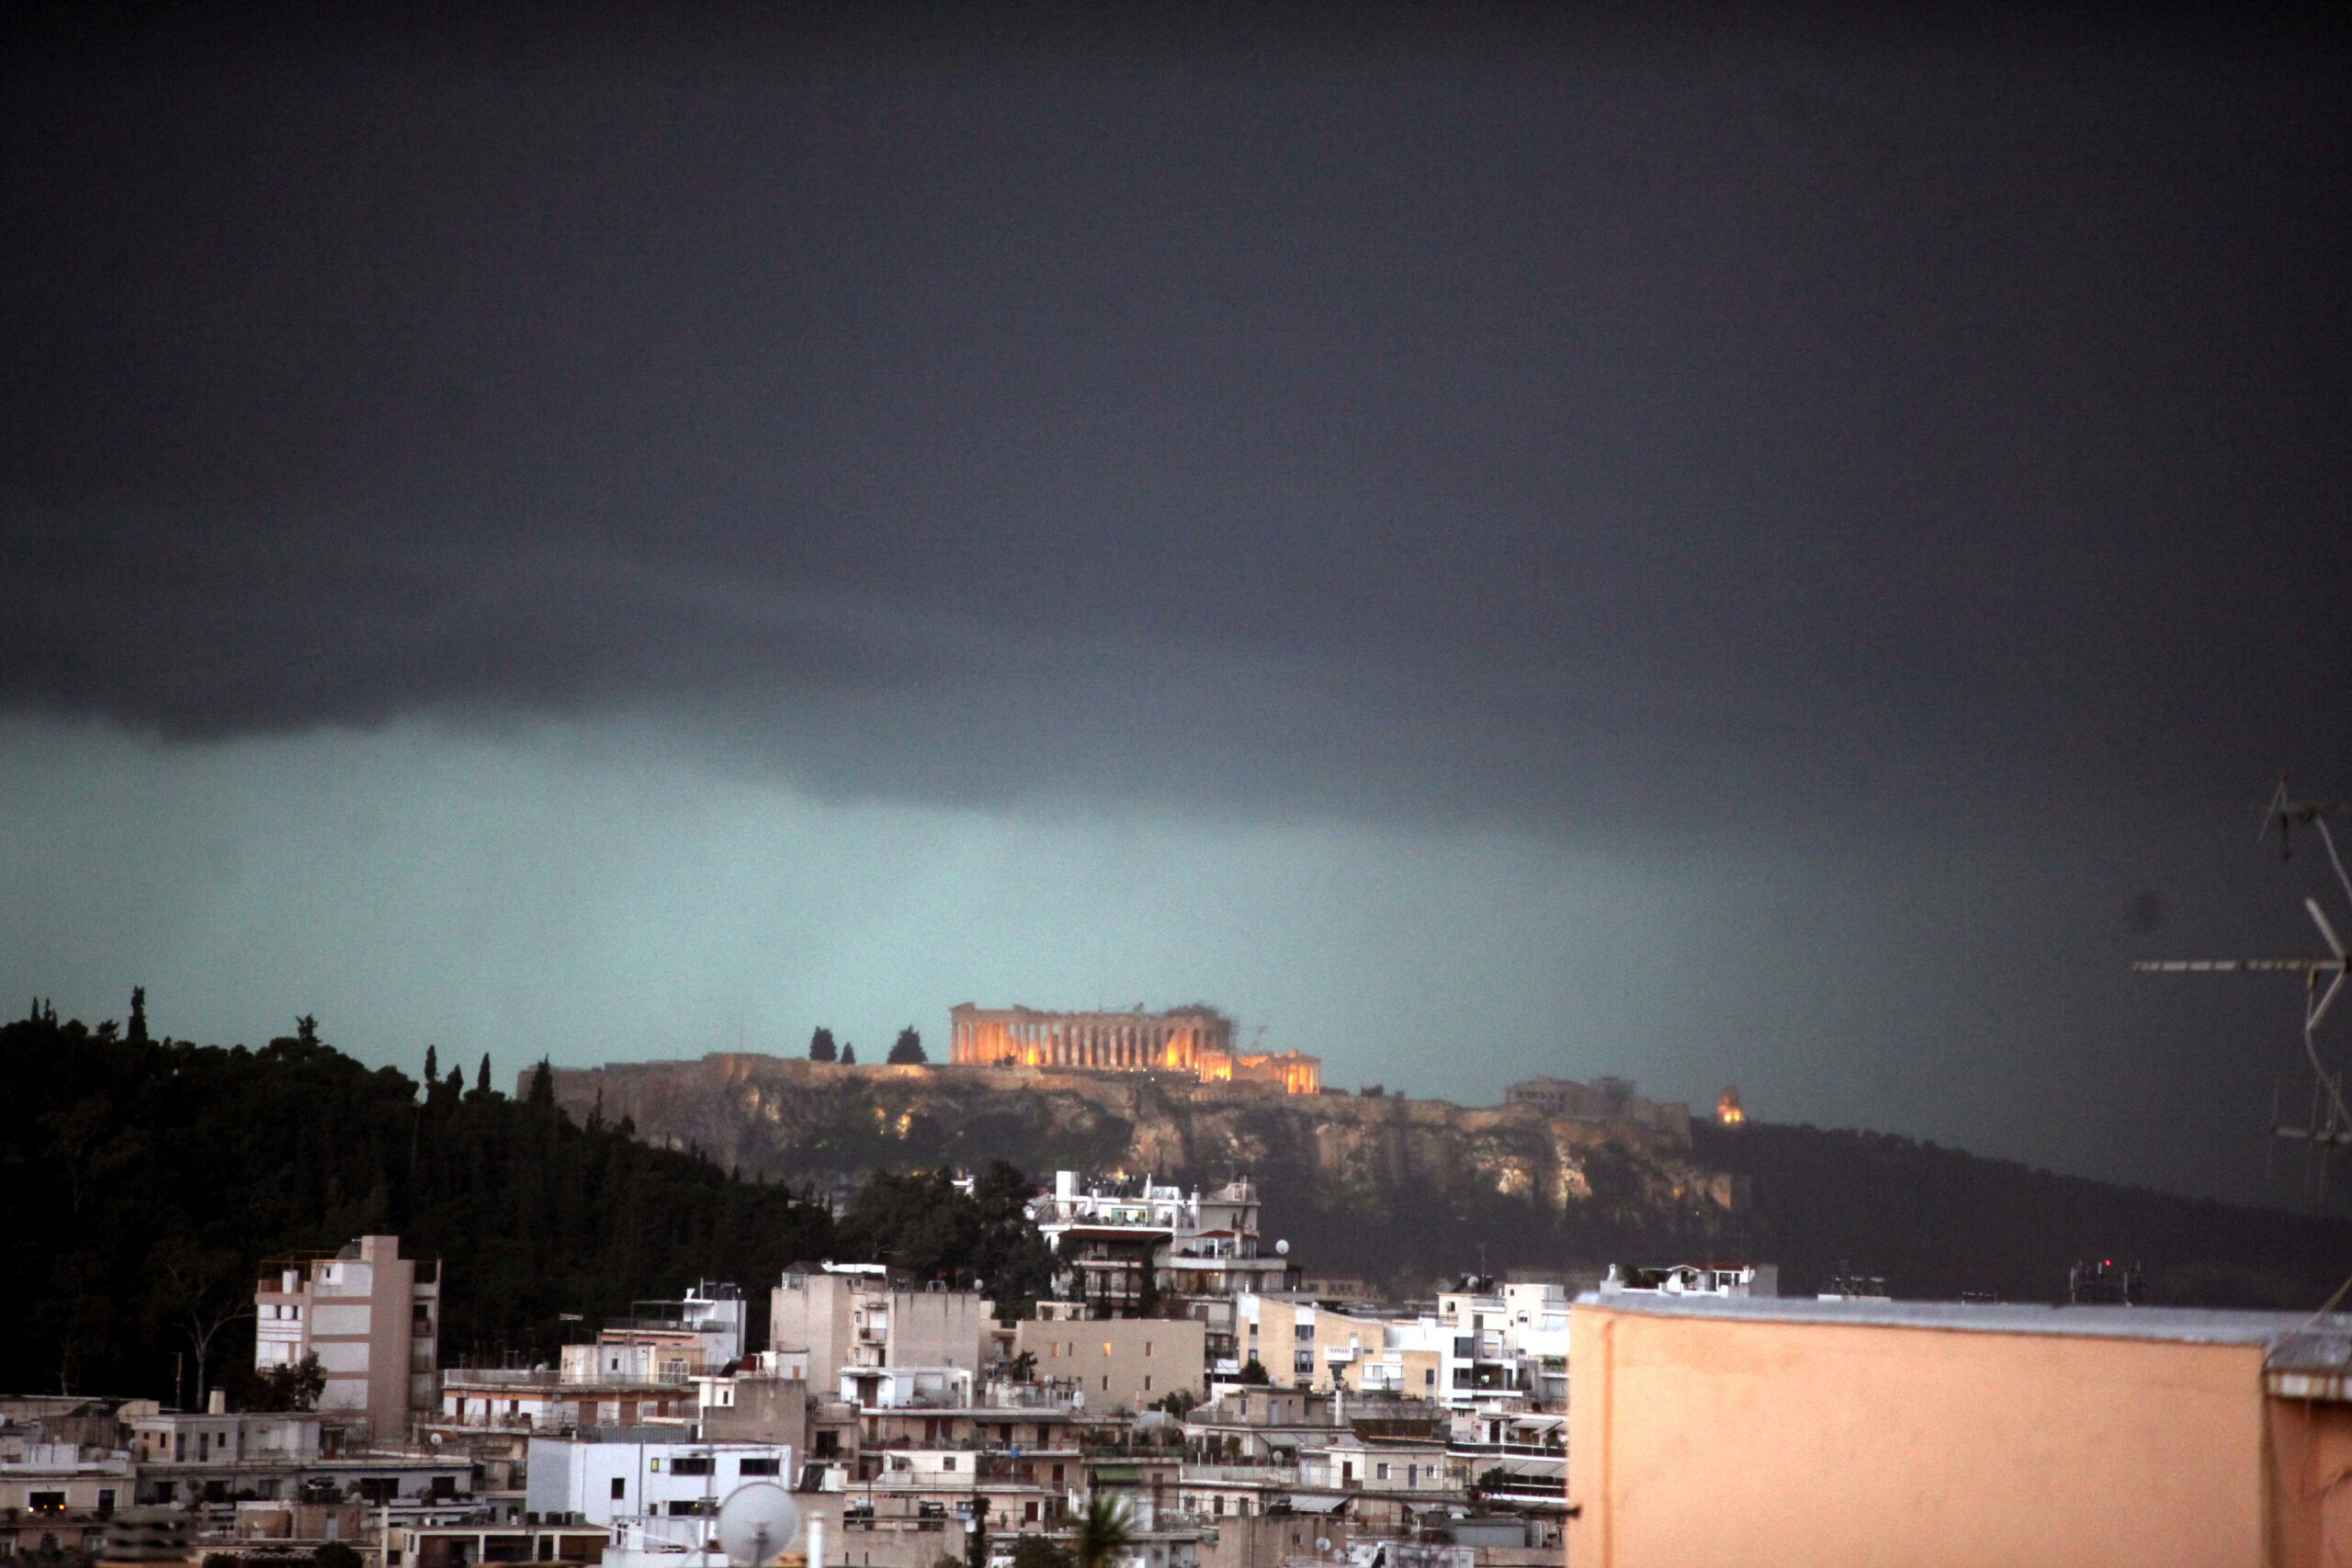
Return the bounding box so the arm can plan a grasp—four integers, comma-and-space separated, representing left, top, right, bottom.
546, 1055, 1741, 1286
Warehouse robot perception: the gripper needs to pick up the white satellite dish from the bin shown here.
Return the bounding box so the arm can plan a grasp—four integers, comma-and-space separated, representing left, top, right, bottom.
717, 1483, 801, 1568
1275, 1239, 1289, 1257
1315, 1539, 1330, 1552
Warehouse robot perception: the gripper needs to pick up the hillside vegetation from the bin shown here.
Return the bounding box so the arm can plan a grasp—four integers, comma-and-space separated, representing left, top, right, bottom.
0, 1006, 1046, 1404
1692, 1121, 2352, 1306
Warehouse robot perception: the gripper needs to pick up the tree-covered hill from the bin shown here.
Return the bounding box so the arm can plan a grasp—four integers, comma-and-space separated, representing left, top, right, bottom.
1691, 1120, 2352, 1306
1, 1001, 844, 1402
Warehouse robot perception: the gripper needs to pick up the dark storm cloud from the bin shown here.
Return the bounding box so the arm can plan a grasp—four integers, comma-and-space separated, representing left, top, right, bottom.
3, 5, 2348, 828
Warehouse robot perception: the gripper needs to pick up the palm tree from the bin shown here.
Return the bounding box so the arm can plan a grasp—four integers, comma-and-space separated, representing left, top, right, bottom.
1073, 1495, 1134, 1568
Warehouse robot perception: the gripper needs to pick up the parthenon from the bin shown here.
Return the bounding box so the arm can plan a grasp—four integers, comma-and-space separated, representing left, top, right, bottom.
947, 1003, 1321, 1093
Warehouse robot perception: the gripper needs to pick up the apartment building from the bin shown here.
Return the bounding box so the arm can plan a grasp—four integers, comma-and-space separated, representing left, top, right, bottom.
1233, 1297, 1402, 1393
524, 1429, 794, 1529
1011, 1318, 1205, 1413
596, 1283, 747, 1370
770, 1265, 993, 1394
1028, 1173, 1296, 1313
254, 1235, 440, 1443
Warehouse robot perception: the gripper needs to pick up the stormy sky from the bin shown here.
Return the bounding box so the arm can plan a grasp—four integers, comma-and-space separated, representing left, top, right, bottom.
3, 5, 2349, 1205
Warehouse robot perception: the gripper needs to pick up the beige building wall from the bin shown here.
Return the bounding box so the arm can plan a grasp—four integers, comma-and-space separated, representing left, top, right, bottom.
254, 1235, 437, 1444
771, 1271, 994, 1395
1568, 1302, 2278, 1568
1238, 1298, 1390, 1391
1016, 1319, 1205, 1412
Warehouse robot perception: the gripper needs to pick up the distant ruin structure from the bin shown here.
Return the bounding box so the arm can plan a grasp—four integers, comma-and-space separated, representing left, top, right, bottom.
948, 1003, 1321, 1093
1506, 1075, 1691, 1137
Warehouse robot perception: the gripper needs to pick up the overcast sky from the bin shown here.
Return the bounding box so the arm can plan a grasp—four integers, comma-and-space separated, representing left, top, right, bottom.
3, 5, 2348, 1203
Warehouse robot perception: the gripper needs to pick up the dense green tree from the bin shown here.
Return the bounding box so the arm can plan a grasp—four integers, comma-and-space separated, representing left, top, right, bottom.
1236, 1358, 1271, 1385
238, 1351, 327, 1412
128, 987, 148, 1044
527, 1059, 555, 1107
888, 1028, 926, 1065
835, 1163, 1053, 1307
0, 1009, 835, 1401
808, 1028, 837, 1064
476, 1054, 492, 1096
1008, 1538, 1070, 1568
840, 1043, 855, 1065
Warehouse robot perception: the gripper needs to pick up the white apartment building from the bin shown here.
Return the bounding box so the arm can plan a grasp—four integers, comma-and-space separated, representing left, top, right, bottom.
769, 1265, 993, 1395
524, 1431, 794, 1528
598, 1283, 748, 1369
1027, 1173, 1296, 1310
255, 1235, 440, 1443
1597, 1261, 1778, 1298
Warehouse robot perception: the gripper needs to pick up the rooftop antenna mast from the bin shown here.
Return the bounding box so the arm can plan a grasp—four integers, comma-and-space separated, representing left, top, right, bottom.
2264, 777, 2352, 863
2138, 794, 2352, 1196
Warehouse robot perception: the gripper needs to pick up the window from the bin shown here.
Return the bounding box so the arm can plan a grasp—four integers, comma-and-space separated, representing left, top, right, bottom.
1453, 1337, 1473, 1358
611, 1479, 627, 1501
1423, 1369, 1435, 1388
1143, 1376, 1152, 1392
1374, 1464, 1389, 1482
941, 1457, 956, 1472
1212, 1497, 1223, 1517
1295, 1325, 1313, 1342
28, 1494, 64, 1515
670, 1458, 712, 1477
738, 1459, 780, 1476
1294, 1352, 1312, 1375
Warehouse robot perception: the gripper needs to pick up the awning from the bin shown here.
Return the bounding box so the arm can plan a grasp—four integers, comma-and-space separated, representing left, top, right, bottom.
1285, 1495, 1350, 1515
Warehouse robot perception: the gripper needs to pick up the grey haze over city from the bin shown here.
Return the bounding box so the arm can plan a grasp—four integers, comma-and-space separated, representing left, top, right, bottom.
2, 5, 2348, 1205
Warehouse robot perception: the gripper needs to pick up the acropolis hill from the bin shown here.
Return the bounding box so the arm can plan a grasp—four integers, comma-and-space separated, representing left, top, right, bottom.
541, 1053, 1742, 1284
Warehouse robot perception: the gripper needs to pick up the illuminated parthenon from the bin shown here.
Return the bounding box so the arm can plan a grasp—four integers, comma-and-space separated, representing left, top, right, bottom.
947, 1003, 1321, 1094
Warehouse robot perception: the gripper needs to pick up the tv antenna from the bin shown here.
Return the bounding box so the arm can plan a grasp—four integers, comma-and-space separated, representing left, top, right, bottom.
2137, 804, 2352, 1196
2264, 777, 2352, 863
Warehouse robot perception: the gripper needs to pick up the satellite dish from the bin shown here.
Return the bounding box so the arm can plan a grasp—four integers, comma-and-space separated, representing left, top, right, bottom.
1315, 1540, 1331, 1552
717, 1483, 801, 1568
1275, 1239, 1289, 1257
